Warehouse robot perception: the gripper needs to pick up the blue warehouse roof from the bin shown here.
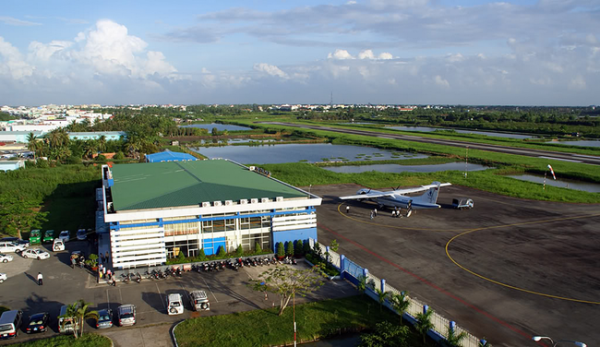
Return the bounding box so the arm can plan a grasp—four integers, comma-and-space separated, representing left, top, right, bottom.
146, 149, 197, 163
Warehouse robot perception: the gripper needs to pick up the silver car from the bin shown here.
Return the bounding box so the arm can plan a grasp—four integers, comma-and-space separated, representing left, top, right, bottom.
117, 305, 136, 326
95, 309, 113, 329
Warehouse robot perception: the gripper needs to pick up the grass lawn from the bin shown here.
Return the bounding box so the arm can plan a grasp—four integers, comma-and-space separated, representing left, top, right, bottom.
175, 296, 430, 347
10, 334, 111, 347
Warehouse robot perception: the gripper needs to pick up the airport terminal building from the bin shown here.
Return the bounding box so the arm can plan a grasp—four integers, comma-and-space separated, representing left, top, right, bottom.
100, 160, 321, 269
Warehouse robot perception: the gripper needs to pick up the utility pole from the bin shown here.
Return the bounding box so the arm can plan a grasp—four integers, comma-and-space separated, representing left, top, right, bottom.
293, 288, 297, 347
464, 146, 469, 179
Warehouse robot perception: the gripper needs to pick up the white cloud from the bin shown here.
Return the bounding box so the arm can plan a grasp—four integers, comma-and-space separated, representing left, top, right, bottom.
378, 52, 393, 60
434, 75, 450, 88
0, 37, 35, 80
358, 49, 375, 59
28, 40, 73, 61
328, 49, 355, 60
253, 63, 289, 79
346, 0, 357, 4
0, 16, 41, 26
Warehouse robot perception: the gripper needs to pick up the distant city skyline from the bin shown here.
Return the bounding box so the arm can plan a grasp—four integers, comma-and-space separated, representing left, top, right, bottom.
1, 0, 598, 106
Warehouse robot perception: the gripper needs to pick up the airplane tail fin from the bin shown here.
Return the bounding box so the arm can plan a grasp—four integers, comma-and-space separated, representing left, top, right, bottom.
414, 181, 442, 205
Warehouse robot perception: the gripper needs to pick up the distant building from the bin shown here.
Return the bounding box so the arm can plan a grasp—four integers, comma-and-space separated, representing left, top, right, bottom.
68, 131, 126, 141
0, 131, 45, 143
0, 159, 26, 172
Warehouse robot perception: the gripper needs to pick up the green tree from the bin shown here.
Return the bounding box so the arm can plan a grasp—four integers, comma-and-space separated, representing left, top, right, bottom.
196, 248, 206, 262
211, 127, 218, 136
357, 275, 367, 297
359, 321, 410, 347
276, 242, 285, 258
286, 241, 294, 257
0, 196, 48, 238
415, 307, 434, 343
445, 326, 468, 347
26, 132, 39, 158
391, 291, 410, 326
375, 289, 389, 312
74, 299, 98, 337
255, 241, 262, 253
217, 245, 226, 257
59, 302, 80, 338
249, 265, 325, 316
303, 240, 311, 255
294, 240, 304, 256
236, 244, 243, 257
114, 151, 125, 160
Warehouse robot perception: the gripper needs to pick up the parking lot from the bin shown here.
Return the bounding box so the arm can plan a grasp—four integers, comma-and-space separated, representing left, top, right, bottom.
0, 239, 354, 346
313, 183, 600, 347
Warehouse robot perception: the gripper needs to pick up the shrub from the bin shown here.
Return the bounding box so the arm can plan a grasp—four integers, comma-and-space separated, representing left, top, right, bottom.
36, 159, 49, 168
178, 251, 186, 262
66, 156, 82, 164
255, 242, 262, 253
217, 246, 226, 257
294, 240, 304, 256
276, 242, 285, 258
303, 240, 311, 255
196, 248, 206, 262
114, 151, 125, 160
236, 245, 243, 257
95, 155, 107, 163
286, 241, 294, 257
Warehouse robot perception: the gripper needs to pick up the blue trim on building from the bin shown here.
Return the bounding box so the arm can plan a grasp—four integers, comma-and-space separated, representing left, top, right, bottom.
272, 227, 317, 246
111, 207, 316, 230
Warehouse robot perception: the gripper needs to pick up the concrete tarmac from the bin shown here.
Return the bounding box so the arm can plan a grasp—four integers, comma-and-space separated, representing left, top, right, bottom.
312, 183, 600, 347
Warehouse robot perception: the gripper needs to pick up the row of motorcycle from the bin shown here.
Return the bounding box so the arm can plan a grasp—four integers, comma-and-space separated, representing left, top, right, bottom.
118, 256, 298, 282
192, 256, 297, 272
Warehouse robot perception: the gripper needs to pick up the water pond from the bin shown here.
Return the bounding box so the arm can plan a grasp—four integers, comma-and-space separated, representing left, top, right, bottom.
545, 140, 600, 148
324, 162, 491, 174
508, 174, 600, 193
387, 126, 536, 139
180, 123, 252, 131
196, 138, 279, 145
193, 143, 427, 164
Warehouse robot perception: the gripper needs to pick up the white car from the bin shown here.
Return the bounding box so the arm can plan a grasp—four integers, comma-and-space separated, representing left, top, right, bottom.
0, 253, 13, 263
0, 273, 7, 283
59, 230, 70, 242
0, 241, 27, 253
22, 248, 51, 260
167, 294, 184, 315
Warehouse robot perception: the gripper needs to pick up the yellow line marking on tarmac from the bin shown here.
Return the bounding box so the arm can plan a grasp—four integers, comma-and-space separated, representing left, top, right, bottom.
446, 213, 600, 305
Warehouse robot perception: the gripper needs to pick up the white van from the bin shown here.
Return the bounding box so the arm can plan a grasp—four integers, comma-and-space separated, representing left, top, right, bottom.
0, 242, 26, 254
190, 290, 210, 311
58, 305, 79, 334
167, 294, 184, 315
0, 310, 23, 339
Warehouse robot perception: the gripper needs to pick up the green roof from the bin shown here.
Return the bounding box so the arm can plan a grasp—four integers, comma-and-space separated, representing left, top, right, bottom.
110, 160, 307, 211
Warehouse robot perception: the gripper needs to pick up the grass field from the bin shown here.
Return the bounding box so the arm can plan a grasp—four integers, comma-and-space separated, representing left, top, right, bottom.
174, 296, 431, 347
10, 334, 111, 347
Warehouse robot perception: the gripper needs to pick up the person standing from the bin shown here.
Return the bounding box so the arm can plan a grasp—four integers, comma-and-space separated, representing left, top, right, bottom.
373, 208, 377, 217
346, 205, 350, 214
105, 251, 110, 264
37, 272, 43, 286
391, 210, 396, 218
370, 211, 373, 220
100, 253, 105, 264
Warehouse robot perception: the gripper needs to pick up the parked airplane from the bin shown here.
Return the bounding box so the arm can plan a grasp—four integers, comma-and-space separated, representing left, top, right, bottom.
340, 181, 451, 215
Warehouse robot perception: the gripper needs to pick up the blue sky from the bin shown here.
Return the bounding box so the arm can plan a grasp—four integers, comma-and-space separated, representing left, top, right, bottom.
0, 0, 598, 105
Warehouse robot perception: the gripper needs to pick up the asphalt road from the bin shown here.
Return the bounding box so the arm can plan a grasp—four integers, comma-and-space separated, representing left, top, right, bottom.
312, 183, 600, 347
263, 122, 600, 165
0, 240, 355, 346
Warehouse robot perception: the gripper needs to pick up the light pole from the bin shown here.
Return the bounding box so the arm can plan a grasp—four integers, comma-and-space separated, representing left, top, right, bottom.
532, 336, 587, 347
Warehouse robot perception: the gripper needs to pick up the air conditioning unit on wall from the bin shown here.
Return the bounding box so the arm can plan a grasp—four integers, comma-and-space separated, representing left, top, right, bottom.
276, 196, 284, 202
201, 202, 210, 208
225, 200, 233, 206
249, 166, 256, 171
250, 198, 258, 204
240, 199, 248, 205
261, 198, 269, 203
214, 201, 222, 207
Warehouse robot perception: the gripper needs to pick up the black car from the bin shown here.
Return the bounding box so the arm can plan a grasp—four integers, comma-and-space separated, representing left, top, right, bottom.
95, 309, 113, 329
25, 312, 48, 334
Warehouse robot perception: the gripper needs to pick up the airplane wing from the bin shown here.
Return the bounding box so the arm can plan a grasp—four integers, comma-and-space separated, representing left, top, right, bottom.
339, 191, 398, 200
392, 182, 451, 195
339, 183, 451, 200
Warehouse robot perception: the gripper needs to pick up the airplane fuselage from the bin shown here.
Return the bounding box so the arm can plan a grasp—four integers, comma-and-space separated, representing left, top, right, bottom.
357, 189, 441, 209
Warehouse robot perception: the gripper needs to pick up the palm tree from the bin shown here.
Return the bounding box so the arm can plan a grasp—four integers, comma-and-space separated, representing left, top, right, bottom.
26, 132, 39, 158
59, 302, 80, 338
415, 307, 434, 344
75, 299, 98, 337
375, 289, 389, 312
357, 275, 367, 296
391, 291, 410, 326
98, 135, 107, 153
445, 326, 468, 347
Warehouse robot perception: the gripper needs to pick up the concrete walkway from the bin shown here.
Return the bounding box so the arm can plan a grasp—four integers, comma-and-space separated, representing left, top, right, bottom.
99, 323, 174, 347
